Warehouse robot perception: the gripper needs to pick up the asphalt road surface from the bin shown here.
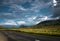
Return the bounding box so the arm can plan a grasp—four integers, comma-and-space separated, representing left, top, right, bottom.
0, 30, 60, 41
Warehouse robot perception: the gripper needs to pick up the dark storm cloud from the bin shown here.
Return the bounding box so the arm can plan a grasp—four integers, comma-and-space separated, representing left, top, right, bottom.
53, 8, 60, 17
57, 0, 60, 1
52, 0, 60, 18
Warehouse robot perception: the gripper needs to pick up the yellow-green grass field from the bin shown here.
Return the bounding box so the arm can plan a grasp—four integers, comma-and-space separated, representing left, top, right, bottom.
9, 25, 60, 36
0, 25, 60, 36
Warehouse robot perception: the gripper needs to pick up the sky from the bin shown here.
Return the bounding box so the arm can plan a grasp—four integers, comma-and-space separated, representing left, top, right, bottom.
0, 0, 60, 27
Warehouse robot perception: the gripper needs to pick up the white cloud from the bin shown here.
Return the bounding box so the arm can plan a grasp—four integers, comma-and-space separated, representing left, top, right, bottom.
0, 20, 27, 26
53, 0, 57, 6
33, 17, 37, 20
35, 21, 41, 24
10, 4, 28, 11
17, 21, 26, 25
26, 16, 37, 22
44, 16, 48, 20
33, 15, 49, 24
26, 15, 49, 25
0, 20, 17, 25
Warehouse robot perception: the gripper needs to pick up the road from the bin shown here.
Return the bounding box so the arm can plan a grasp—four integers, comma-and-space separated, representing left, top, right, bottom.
0, 30, 60, 41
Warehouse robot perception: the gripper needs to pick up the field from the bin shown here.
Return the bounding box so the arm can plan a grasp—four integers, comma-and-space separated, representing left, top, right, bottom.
9, 25, 60, 36
0, 24, 60, 36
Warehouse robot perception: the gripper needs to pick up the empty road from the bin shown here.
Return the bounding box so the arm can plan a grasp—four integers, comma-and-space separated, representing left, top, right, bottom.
0, 30, 60, 41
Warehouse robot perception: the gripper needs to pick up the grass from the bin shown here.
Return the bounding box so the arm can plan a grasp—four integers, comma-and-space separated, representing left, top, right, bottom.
0, 25, 60, 36
9, 25, 60, 36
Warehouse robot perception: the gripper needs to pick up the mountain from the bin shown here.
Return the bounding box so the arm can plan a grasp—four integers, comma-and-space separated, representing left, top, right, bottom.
39, 19, 60, 25
26, 19, 60, 29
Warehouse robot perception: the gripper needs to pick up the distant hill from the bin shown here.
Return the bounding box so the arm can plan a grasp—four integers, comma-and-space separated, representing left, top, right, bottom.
37, 19, 60, 26
29, 19, 60, 28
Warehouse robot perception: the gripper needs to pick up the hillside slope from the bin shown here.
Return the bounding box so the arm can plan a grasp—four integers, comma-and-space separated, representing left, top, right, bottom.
39, 19, 60, 25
